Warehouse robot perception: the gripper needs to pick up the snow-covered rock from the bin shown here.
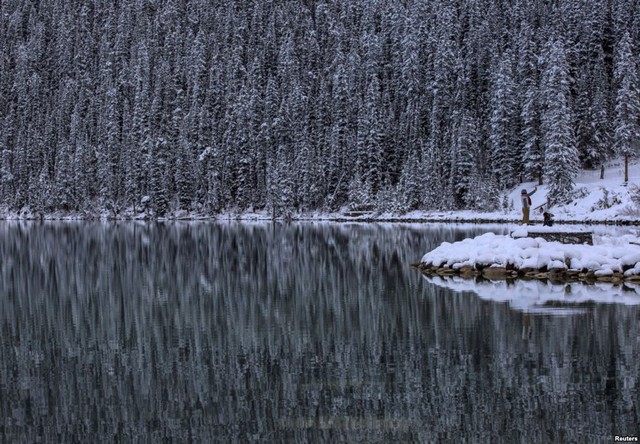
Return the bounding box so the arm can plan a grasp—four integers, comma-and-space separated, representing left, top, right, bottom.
420, 231, 640, 277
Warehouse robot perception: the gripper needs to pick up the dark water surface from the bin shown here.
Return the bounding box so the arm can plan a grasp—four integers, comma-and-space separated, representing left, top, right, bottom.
0, 222, 638, 443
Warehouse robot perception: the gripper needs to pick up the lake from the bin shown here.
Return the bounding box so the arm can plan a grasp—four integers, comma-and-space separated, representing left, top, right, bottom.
0, 222, 638, 442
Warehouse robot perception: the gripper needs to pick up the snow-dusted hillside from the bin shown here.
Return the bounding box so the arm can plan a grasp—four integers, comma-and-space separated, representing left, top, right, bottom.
504, 158, 640, 223
367, 158, 640, 224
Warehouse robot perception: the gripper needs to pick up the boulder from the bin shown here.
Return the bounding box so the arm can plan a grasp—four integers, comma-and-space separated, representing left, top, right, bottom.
482, 267, 509, 279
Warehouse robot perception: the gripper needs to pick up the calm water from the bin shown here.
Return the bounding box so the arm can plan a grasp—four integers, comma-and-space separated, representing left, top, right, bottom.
0, 222, 638, 443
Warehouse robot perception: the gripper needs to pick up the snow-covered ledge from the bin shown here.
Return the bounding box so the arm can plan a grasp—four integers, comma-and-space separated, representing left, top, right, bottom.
511, 226, 593, 245
414, 232, 640, 283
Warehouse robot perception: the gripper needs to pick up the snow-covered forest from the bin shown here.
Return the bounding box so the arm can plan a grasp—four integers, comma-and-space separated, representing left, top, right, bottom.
1, 0, 639, 217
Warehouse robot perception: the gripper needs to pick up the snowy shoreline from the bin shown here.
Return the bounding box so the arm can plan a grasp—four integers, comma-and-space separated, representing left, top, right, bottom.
1, 210, 640, 225
4, 158, 640, 225
416, 231, 640, 283
4, 158, 640, 224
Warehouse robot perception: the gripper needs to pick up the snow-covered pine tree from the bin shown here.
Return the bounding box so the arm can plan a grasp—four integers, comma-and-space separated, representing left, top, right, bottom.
614, 31, 640, 183
587, 82, 613, 170
326, 50, 351, 210
541, 38, 579, 204
397, 145, 423, 212
73, 137, 90, 211
521, 82, 544, 185
356, 76, 384, 200
126, 43, 152, 212
175, 135, 195, 211
286, 79, 310, 211
53, 136, 75, 211
424, 5, 457, 210
516, 21, 544, 185
0, 130, 13, 206
490, 50, 519, 188
450, 112, 479, 208
398, 8, 427, 181
150, 137, 170, 217
574, 0, 612, 169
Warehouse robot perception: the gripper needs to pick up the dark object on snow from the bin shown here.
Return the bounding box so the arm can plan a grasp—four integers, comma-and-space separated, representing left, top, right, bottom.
543, 211, 554, 227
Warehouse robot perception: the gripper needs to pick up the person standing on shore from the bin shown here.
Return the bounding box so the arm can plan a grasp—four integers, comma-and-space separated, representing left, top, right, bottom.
521, 187, 537, 225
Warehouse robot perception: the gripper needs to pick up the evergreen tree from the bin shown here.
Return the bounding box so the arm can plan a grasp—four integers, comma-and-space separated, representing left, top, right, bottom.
150, 137, 170, 217
542, 38, 579, 204
0, 114, 15, 206
175, 135, 195, 210
356, 76, 384, 200
614, 32, 640, 183
490, 50, 519, 187
397, 146, 424, 212
450, 112, 479, 208
517, 23, 544, 184
424, 5, 458, 210
521, 83, 545, 184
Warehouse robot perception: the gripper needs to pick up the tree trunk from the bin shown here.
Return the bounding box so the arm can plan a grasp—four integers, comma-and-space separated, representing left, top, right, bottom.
625, 153, 629, 184
600, 164, 604, 180
538, 172, 543, 185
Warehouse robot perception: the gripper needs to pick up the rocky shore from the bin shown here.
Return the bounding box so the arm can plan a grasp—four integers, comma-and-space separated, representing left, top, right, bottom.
412, 261, 639, 284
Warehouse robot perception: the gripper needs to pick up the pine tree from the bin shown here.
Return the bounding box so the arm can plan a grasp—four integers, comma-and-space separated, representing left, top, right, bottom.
450, 112, 479, 208
175, 135, 195, 210
614, 32, 640, 183
517, 23, 544, 184
356, 76, 384, 201
73, 137, 90, 211
425, 6, 458, 210
587, 83, 613, 169
542, 38, 579, 204
150, 137, 170, 217
490, 50, 519, 187
0, 114, 15, 206
521, 83, 544, 184
397, 146, 423, 212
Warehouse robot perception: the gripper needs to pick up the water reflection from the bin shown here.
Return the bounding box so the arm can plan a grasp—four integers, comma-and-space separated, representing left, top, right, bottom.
424, 274, 640, 314
0, 222, 638, 442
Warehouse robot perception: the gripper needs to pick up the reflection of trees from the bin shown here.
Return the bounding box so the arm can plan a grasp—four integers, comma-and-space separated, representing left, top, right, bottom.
0, 222, 637, 442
